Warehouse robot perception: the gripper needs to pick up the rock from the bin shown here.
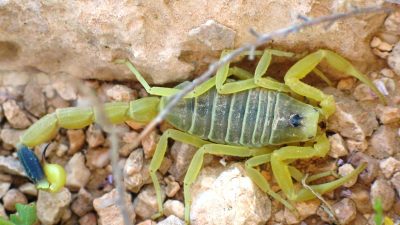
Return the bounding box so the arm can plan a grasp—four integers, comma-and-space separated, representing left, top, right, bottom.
157, 215, 185, 225
120, 131, 140, 157
368, 125, 399, 159
343, 185, 372, 214
284, 200, 320, 224
328, 134, 348, 158
353, 84, 377, 101
52, 80, 77, 101
0, 155, 26, 177
79, 213, 97, 225
348, 152, 378, 185
374, 77, 396, 96
3, 100, 31, 129
23, 80, 46, 117
370, 36, 382, 48
325, 89, 378, 141
380, 68, 395, 78
105, 84, 135, 101
0, 182, 11, 199
1, 71, 29, 86
165, 176, 180, 198
18, 182, 38, 196
71, 188, 94, 217
388, 42, 400, 76
2, 189, 27, 212
164, 200, 184, 220
345, 139, 368, 153
336, 77, 354, 90
391, 172, 400, 197
190, 163, 271, 225
123, 149, 151, 193
86, 124, 105, 149
0, 128, 24, 148
133, 185, 165, 220
67, 129, 85, 154
86, 148, 110, 169
142, 130, 160, 159
370, 179, 395, 211
379, 157, 400, 179
138, 220, 157, 225
93, 189, 135, 225
332, 198, 357, 225
169, 142, 197, 182
384, 11, 400, 35
376, 105, 400, 124
338, 164, 357, 187
56, 143, 69, 157
65, 153, 91, 191
187, 19, 235, 51
37, 188, 72, 225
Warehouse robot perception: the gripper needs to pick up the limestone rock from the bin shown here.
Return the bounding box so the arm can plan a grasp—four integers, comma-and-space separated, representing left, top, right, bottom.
0, 182, 11, 199
141, 130, 159, 159
370, 179, 395, 211
86, 148, 110, 169
367, 125, 399, 159
3, 189, 27, 212
37, 188, 72, 225
71, 188, 94, 217
190, 163, 271, 225
0, 155, 26, 177
0, 128, 25, 148
79, 213, 97, 225
328, 133, 348, 158
105, 84, 135, 101
379, 157, 400, 179
332, 198, 357, 225
338, 163, 357, 187
388, 42, 400, 76
93, 189, 135, 225
3, 100, 31, 129
123, 149, 151, 193
23, 80, 46, 117
168, 142, 197, 182
67, 129, 85, 154
133, 185, 165, 220
163, 200, 184, 220
348, 152, 378, 185
86, 124, 105, 149
376, 105, 400, 124
157, 215, 185, 225
0, 1, 386, 84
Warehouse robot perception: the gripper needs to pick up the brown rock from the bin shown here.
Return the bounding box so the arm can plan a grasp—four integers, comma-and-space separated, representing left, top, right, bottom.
368, 125, 399, 159
328, 134, 348, 158
3, 100, 32, 129
345, 139, 368, 153
165, 176, 180, 198
71, 188, 94, 217
370, 179, 395, 211
332, 198, 356, 225
86, 124, 105, 149
337, 78, 355, 90
376, 105, 400, 124
18, 182, 38, 196
65, 153, 91, 191
93, 189, 135, 225
338, 164, 357, 187
3, 189, 27, 212
388, 42, 400, 76
105, 84, 135, 101
348, 152, 379, 185
344, 185, 372, 214
379, 157, 400, 179
79, 213, 97, 225
384, 11, 400, 35
23, 80, 46, 117
163, 200, 184, 220
168, 142, 197, 182
52, 80, 78, 101
0, 182, 11, 199
141, 130, 160, 159
37, 188, 72, 225
67, 129, 85, 154
391, 172, 400, 196
86, 148, 110, 169
0, 128, 24, 148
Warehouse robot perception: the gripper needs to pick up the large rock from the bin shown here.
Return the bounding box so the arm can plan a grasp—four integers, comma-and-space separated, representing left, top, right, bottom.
190, 163, 271, 225
0, 1, 386, 84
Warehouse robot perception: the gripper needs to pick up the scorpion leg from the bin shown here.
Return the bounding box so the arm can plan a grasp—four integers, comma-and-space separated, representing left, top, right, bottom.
183, 144, 271, 223
215, 49, 293, 94
284, 49, 386, 118
271, 133, 366, 202
149, 129, 210, 219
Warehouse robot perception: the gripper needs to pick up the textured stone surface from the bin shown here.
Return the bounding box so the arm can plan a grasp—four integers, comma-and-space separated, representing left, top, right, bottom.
37, 188, 72, 225
190, 163, 271, 225
65, 152, 91, 191
0, 1, 386, 84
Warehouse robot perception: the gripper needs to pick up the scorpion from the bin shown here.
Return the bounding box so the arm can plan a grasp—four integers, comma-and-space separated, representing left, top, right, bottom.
16, 49, 385, 223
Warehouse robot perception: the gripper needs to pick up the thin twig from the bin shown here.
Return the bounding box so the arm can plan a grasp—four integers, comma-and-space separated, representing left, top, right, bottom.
74, 80, 132, 225
301, 174, 339, 224
137, 5, 391, 141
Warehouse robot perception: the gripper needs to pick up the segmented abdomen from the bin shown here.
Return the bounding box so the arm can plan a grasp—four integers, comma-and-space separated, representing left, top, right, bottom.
163, 87, 279, 147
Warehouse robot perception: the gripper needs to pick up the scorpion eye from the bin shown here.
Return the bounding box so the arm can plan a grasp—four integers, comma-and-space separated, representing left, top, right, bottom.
289, 114, 303, 127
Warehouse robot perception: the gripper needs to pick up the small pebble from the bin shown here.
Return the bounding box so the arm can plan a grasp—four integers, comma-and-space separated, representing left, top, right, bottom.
380, 68, 395, 78
337, 78, 354, 90
163, 200, 184, 220
368, 125, 399, 159
3, 189, 27, 212
168, 142, 197, 182
37, 188, 72, 225
18, 182, 38, 196
0, 181, 11, 198
165, 176, 180, 197
3, 100, 32, 129
123, 149, 151, 193
284, 200, 320, 224
370, 179, 395, 211
52, 80, 77, 101
86, 124, 105, 148
353, 84, 376, 101
348, 152, 378, 185
376, 105, 400, 124
65, 153, 91, 191
142, 130, 160, 159
384, 11, 400, 35
345, 139, 368, 153
0, 128, 25, 148
93, 189, 135, 225
0, 155, 27, 177
71, 188, 94, 217
105, 84, 135, 101
391, 172, 400, 197
344, 185, 372, 214
67, 129, 85, 154
338, 164, 357, 187
328, 134, 348, 158
133, 185, 165, 220
79, 212, 97, 225
157, 215, 185, 225
86, 148, 110, 169
377, 41, 393, 52
379, 157, 400, 179
332, 198, 357, 225
370, 36, 382, 48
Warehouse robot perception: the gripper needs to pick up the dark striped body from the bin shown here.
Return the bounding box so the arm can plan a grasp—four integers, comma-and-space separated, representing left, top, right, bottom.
162, 84, 319, 147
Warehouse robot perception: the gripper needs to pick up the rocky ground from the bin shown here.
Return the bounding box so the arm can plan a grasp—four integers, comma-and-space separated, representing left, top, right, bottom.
0, 2, 400, 225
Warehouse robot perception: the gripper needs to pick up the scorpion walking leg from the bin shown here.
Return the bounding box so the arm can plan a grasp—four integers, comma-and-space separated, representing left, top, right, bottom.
183, 144, 271, 223
271, 134, 366, 202
284, 49, 386, 118
149, 129, 210, 219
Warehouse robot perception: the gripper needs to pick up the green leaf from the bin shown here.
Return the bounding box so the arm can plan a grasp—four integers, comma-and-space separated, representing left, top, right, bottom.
0, 217, 15, 225
9, 203, 37, 225
373, 198, 383, 225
